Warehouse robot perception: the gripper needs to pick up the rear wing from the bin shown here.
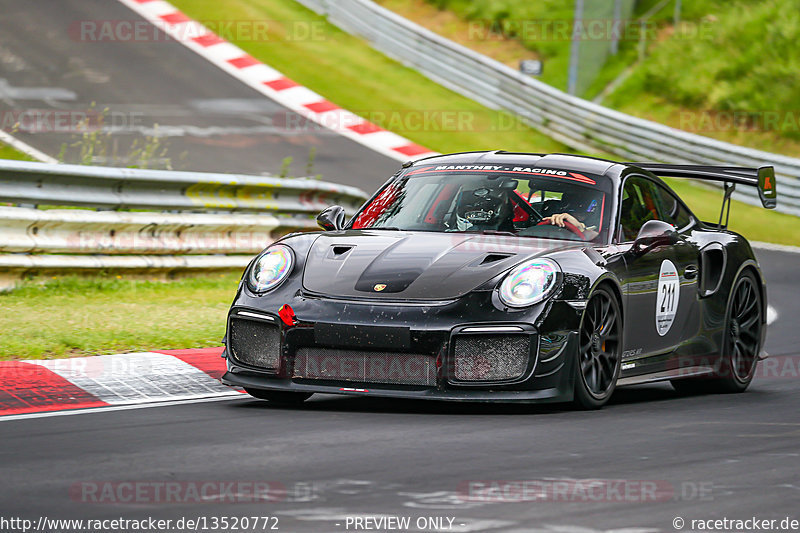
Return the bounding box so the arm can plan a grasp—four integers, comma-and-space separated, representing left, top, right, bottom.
626, 163, 777, 228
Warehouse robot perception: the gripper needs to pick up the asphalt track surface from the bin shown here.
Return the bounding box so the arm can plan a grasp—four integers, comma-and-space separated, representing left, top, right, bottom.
0, 0, 397, 190
2, 247, 798, 532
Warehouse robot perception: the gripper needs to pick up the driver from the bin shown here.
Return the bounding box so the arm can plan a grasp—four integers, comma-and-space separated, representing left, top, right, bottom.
541, 189, 602, 239
454, 187, 514, 232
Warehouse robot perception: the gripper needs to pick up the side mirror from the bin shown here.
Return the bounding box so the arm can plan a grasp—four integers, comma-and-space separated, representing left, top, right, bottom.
317, 205, 346, 231
633, 219, 678, 254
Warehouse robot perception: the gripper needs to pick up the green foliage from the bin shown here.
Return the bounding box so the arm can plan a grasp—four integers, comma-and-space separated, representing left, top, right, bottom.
0, 274, 241, 359
636, 1, 800, 137
0, 143, 34, 161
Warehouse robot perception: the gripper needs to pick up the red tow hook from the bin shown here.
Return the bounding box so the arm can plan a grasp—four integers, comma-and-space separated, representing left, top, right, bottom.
278, 304, 298, 326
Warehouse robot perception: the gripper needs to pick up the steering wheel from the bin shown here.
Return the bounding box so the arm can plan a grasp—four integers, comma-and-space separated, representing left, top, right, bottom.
537, 218, 586, 239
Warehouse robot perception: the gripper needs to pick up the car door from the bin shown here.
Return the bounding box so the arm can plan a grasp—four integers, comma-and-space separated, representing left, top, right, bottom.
650, 180, 702, 346
617, 176, 700, 364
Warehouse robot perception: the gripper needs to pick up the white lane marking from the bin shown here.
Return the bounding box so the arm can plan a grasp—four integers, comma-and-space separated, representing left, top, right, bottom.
0, 130, 58, 163
752, 241, 800, 254
767, 305, 778, 326
0, 392, 244, 423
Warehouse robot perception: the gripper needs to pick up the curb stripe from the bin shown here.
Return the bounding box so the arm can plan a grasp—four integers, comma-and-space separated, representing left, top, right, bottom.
0, 362, 108, 416
153, 347, 227, 380
29, 352, 232, 406
0, 348, 234, 418
115, 0, 439, 163
193, 33, 225, 47
304, 101, 340, 113
228, 55, 260, 69
264, 77, 300, 91
159, 12, 190, 25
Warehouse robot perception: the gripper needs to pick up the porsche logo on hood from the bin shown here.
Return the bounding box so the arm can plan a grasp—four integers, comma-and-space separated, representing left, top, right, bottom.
373, 284, 387, 292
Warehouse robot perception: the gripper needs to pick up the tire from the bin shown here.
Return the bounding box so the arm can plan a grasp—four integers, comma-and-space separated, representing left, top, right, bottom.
244, 388, 313, 404
671, 270, 763, 394
574, 286, 622, 409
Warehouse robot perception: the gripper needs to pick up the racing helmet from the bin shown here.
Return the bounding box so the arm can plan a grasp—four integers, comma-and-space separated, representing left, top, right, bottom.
454, 187, 512, 231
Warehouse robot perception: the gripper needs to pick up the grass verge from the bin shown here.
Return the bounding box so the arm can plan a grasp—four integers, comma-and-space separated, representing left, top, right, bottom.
0, 142, 36, 161
0, 275, 240, 360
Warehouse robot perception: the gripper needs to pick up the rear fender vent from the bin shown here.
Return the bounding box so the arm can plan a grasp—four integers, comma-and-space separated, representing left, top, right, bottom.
700, 244, 726, 297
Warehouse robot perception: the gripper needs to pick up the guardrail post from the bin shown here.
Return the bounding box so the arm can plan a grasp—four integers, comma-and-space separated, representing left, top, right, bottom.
610, 0, 623, 55
567, 0, 584, 95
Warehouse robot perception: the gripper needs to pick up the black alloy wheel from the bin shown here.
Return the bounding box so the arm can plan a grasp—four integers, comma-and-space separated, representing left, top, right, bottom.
672, 270, 762, 394
575, 286, 622, 409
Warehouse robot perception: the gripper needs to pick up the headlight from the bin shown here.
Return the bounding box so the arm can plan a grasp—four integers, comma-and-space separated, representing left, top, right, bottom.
498, 258, 560, 308
247, 245, 294, 293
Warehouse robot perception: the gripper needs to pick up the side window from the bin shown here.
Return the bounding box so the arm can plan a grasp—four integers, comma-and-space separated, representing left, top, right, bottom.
619, 177, 662, 241
654, 184, 693, 231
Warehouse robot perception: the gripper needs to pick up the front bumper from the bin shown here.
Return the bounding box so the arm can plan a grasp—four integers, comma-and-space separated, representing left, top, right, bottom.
221, 291, 581, 403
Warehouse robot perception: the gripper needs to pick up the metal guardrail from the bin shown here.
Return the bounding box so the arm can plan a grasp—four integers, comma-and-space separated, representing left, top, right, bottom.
297, 0, 800, 216
0, 160, 367, 213
0, 160, 368, 276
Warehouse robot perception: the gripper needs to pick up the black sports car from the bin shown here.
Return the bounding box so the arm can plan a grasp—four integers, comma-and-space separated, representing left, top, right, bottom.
221, 152, 777, 408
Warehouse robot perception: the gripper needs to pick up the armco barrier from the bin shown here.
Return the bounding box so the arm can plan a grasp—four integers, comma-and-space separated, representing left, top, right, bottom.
0, 160, 368, 280
296, 0, 800, 216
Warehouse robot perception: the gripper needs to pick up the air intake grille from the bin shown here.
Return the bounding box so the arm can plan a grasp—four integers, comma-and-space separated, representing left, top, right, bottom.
229, 317, 281, 371
293, 348, 436, 386
453, 335, 530, 381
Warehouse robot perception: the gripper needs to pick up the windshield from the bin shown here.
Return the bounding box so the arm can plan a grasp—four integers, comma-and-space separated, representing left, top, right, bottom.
351, 164, 612, 242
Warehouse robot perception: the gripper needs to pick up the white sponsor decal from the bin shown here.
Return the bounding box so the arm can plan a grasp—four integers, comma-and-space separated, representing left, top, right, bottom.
656, 260, 680, 336
434, 165, 503, 171
431, 165, 570, 176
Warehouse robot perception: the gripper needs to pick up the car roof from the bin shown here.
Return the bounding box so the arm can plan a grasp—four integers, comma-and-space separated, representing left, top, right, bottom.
409, 151, 624, 179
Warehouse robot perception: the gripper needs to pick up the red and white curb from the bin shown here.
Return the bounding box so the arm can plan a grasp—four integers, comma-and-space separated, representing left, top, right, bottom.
116, 0, 438, 163
0, 348, 241, 420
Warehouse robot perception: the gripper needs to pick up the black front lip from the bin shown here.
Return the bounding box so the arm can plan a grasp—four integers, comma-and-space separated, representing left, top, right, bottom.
221, 370, 570, 403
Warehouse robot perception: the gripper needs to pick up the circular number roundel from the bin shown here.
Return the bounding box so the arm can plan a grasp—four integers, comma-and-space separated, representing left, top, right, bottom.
656, 260, 680, 336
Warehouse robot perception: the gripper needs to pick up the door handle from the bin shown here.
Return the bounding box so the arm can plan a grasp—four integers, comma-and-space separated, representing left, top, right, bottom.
684, 265, 699, 280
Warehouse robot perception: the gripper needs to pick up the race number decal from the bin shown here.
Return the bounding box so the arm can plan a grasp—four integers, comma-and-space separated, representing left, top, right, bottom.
656, 260, 680, 336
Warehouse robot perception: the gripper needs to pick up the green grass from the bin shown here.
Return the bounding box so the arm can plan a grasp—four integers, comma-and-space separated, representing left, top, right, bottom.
0, 142, 35, 161
0, 275, 240, 360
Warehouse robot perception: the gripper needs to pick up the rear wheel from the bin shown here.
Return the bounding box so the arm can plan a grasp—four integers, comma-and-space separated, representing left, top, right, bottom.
574, 287, 622, 409
671, 270, 762, 394
244, 388, 313, 405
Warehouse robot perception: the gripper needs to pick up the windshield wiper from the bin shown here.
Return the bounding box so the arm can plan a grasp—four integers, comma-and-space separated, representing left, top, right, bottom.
369, 226, 402, 231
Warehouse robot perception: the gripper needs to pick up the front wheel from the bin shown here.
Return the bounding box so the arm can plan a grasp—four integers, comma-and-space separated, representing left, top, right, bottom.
574, 287, 622, 409
244, 388, 313, 405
